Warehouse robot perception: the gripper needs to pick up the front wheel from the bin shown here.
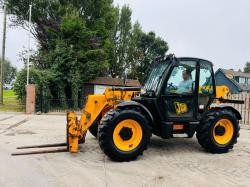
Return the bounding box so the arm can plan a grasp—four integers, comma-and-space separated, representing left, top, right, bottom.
98, 109, 151, 161
196, 109, 240, 153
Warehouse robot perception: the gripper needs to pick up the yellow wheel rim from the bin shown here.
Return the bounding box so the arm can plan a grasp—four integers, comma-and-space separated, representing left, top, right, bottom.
113, 119, 143, 152
213, 119, 234, 145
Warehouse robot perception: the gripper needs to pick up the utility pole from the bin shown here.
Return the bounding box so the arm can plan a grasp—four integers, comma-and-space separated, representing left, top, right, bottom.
0, 4, 7, 105
27, 4, 32, 85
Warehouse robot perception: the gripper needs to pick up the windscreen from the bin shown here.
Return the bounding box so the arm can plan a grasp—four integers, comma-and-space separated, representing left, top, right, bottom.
144, 62, 169, 92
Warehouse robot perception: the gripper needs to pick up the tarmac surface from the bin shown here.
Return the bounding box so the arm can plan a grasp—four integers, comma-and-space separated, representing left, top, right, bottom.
0, 113, 250, 187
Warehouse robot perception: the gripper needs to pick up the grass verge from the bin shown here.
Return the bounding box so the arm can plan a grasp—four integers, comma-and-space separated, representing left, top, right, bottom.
0, 90, 25, 112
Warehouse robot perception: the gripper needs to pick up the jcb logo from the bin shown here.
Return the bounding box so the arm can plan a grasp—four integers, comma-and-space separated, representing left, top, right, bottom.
175, 102, 188, 115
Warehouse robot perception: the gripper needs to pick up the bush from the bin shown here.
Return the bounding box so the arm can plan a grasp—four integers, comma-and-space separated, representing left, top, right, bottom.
14, 68, 53, 102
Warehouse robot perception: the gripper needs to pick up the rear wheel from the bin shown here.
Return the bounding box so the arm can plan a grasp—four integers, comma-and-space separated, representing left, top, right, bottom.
196, 109, 240, 153
98, 108, 151, 161
88, 120, 99, 138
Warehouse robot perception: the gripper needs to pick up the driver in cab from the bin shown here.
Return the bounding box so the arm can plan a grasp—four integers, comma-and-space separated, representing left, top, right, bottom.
176, 70, 193, 93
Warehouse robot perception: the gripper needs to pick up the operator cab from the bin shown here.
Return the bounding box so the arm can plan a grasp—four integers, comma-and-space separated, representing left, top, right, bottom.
161, 57, 215, 120
135, 55, 216, 137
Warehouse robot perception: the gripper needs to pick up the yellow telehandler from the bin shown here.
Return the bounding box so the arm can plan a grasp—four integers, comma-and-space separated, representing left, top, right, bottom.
13, 55, 243, 161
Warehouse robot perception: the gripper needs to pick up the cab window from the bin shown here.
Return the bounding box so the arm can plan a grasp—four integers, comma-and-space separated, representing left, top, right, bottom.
199, 62, 214, 95
164, 61, 196, 94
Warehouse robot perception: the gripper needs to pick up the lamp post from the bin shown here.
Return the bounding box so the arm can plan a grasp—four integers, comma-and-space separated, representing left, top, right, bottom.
0, 4, 7, 105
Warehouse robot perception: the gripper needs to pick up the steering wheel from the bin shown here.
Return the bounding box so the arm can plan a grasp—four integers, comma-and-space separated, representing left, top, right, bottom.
166, 83, 177, 92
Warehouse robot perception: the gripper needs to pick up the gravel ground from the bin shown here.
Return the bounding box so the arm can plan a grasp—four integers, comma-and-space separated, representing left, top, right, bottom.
0, 113, 250, 187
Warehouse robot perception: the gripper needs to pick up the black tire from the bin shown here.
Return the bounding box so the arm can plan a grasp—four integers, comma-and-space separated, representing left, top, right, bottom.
196, 109, 240, 153
98, 108, 151, 161
88, 120, 99, 138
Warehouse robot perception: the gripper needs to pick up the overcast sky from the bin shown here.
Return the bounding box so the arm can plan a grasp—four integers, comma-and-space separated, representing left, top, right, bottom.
1, 0, 250, 71
0, 13, 36, 70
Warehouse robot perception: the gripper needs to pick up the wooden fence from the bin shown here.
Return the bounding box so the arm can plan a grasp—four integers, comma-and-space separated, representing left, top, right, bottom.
230, 93, 250, 125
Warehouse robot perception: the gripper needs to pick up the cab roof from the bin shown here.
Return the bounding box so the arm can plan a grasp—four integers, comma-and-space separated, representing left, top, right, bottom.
177, 57, 214, 66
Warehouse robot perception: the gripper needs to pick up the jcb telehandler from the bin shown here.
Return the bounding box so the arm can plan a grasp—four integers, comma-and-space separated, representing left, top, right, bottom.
13, 55, 243, 161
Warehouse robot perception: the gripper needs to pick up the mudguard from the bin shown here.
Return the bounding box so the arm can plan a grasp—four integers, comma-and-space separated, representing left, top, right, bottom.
210, 103, 242, 120
116, 100, 154, 123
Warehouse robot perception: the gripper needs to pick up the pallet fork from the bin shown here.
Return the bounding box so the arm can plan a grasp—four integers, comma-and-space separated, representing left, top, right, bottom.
12, 111, 88, 156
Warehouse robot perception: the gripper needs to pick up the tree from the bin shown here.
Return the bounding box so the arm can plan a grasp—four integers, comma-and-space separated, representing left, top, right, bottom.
6, 1, 116, 108
5, 0, 118, 51
110, 5, 132, 78
0, 58, 17, 84
47, 12, 109, 107
14, 10, 109, 108
244, 62, 250, 73
110, 8, 169, 81
128, 27, 169, 83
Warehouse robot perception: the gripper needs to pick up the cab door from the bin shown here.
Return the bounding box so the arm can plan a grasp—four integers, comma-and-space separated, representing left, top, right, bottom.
160, 59, 199, 121
197, 60, 216, 117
